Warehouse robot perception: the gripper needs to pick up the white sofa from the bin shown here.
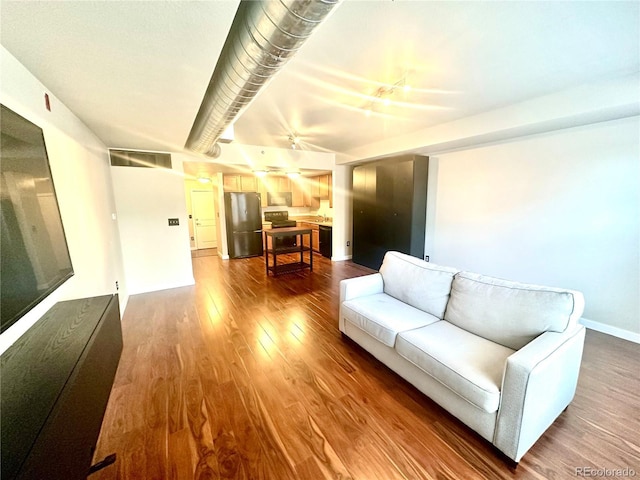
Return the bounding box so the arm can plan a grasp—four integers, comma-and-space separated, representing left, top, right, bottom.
339, 251, 585, 463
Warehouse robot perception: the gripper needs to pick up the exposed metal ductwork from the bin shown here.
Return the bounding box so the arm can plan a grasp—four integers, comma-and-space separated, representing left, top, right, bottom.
185, 0, 341, 157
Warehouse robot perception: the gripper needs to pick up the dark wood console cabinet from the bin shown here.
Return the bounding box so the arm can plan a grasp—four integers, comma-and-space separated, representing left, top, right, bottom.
1, 295, 122, 480
352, 155, 429, 270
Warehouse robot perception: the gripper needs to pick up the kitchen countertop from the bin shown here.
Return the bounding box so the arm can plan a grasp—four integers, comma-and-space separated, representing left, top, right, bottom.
262, 217, 332, 227
291, 216, 332, 227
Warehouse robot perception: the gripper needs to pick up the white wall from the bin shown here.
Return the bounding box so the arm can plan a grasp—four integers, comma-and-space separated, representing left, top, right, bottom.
110, 160, 194, 294
429, 117, 639, 339
0, 46, 126, 353
332, 164, 352, 261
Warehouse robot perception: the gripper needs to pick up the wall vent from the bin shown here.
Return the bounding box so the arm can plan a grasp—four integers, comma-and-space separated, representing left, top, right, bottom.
109, 149, 172, 169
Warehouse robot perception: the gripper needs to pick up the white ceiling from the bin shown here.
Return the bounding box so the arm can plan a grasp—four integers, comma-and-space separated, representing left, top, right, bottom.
1, 0, 638, 158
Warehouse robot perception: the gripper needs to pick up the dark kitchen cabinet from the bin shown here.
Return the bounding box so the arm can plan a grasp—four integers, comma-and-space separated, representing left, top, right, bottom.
319, 225, 332, 258
352, 155, 428, 270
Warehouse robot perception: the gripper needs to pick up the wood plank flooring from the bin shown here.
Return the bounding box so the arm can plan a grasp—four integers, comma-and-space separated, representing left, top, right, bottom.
92, 253, 640, 479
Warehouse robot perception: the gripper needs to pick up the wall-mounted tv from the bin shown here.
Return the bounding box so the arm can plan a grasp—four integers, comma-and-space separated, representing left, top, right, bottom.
1, 104, 74, 332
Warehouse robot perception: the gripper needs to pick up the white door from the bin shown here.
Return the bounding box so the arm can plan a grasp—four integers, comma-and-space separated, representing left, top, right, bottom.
191, 190, 217, 249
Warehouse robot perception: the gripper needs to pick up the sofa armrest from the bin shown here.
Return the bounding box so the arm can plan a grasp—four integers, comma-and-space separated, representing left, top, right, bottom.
494, 324, 586, 462
339, 274, 383, 332
340, 273, 384, 302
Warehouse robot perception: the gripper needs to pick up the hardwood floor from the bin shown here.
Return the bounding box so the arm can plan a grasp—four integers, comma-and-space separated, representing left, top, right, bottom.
92, 254, 640, 479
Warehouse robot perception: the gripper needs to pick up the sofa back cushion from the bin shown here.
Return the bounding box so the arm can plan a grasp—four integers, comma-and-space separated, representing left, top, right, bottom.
445, 272, 584, 350
379, 251, 459, 319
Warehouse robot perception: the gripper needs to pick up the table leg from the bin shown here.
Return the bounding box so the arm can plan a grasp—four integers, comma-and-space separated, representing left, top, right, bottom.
299, 234, 303, 264
264, 232, 268, 275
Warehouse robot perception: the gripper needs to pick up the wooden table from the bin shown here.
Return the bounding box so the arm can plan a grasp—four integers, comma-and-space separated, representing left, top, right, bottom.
264, 227, 313, 276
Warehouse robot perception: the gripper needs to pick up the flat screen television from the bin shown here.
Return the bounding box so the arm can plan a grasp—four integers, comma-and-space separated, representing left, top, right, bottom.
1, 104, 74, 332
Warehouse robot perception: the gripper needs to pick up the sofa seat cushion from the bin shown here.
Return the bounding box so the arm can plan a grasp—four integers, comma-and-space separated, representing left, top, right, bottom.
342, 293, 440, 347
445, 272, 582, 350
379, 251, 459, 319
396, 321, 515, 413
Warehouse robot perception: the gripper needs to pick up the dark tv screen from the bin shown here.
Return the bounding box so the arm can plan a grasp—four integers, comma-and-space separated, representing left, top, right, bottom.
1, 104, 74, 332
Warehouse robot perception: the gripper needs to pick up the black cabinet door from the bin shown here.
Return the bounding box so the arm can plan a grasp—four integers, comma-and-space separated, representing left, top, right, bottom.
353, 164, 378, 268
389, 160, 410, 252
352, 156, 428, 270
375, 163, 396, 254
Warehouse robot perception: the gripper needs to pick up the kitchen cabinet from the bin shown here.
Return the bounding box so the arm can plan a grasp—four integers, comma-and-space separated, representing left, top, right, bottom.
291, 179, 306, 207
319, 225, 332, 258
262, 222, 272, 251
318, 174, 330, 199
296, 221, 320, 253
323, 174, 333, 208
264, 176, 277, 193
258, 177, 278, 207
258, 179, 268, 207
223, 175, 239, 192
278, 177, 291, 193
303, 180, 314, 208
310, 177, 321, 198
352, 155, 428, 270
240, 175, 257, 192
307, 173, 332, 208
223, 174, 258, 192
262, 176, 291, 194
226, 173, 332, 208
257, 175, 296, 207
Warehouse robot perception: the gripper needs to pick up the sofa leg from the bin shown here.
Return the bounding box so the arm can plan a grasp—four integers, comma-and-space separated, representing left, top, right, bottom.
500, 452, 519, 471
494, 447, 519, 470
506, 458, 519, 471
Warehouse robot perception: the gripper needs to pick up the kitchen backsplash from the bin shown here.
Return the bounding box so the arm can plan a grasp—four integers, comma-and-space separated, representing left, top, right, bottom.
316, 199, 333, 219
262, 200, 332, 220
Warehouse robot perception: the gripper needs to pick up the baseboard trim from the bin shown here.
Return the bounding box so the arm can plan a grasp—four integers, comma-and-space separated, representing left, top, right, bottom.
331, 255, 352, 262
128, 278, 196, 296
580, 318, 640, 344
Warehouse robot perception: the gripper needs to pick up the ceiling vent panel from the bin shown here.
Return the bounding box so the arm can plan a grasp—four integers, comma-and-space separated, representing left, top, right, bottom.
109, 149, 172, 169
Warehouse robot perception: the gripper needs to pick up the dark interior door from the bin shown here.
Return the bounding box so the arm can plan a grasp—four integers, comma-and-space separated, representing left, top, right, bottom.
392, 160, 414, 252
353, 164, 379, 268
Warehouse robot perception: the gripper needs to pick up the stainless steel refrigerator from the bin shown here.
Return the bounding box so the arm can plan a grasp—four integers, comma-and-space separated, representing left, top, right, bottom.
224, 192, 263, 258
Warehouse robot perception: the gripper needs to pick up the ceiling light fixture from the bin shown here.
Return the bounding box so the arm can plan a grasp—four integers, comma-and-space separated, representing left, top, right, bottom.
363, 75, 411, 116
286, 171, 301, 178
288, 134, 301, 150
197, 176, 211, 184
253, 169, 269, 177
